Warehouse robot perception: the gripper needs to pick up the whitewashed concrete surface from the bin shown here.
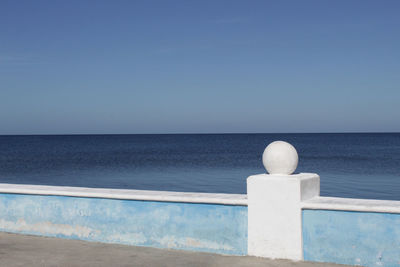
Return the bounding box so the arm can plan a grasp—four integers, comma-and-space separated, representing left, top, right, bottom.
247, 173, 320, 261
0, 183, 247, 206
302, 196, 400, 213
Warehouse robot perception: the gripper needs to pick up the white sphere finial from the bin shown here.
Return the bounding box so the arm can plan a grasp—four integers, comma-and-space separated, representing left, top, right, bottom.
262, 141, 298, 175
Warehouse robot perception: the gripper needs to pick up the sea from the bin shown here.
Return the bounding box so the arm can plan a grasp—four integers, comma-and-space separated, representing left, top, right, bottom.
0, 133, 399, 201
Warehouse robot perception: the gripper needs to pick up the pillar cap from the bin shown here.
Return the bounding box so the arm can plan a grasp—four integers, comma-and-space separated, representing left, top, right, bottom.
262, 141, 298, 175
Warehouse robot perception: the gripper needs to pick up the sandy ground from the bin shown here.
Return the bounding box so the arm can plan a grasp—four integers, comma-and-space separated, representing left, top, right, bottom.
0, 232, 351, 267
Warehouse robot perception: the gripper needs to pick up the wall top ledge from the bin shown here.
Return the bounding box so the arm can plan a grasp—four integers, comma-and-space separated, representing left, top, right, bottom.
302, 196, 400, 214
247, 173, 318, 180
0, 183, 248, 206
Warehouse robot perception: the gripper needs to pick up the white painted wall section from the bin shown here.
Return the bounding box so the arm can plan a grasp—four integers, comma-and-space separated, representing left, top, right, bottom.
302, 196, 400, 214
0, 183, 247, 205
247, 173, 319, 260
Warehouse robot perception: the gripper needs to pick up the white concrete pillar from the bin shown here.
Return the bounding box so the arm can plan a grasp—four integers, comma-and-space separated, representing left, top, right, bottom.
247, 141, 319, 260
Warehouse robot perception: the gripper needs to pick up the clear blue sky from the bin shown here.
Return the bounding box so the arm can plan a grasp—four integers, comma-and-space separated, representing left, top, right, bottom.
1, 0, 399, 134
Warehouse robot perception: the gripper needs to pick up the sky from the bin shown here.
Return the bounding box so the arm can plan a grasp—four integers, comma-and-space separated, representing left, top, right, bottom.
1, 0, 399, 134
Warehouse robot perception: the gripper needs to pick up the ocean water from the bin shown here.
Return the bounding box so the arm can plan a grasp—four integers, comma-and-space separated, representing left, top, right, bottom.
0, 133, 399, 200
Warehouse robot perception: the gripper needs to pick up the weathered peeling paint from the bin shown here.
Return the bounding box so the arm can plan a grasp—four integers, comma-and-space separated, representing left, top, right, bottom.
0, 218, 98, 238
0, 193, 247, 255
302, 209, 400, 267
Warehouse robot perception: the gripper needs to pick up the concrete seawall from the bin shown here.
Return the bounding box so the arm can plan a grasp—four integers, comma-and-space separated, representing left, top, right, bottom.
0, 184, 247, 255
0, 141, 399, 266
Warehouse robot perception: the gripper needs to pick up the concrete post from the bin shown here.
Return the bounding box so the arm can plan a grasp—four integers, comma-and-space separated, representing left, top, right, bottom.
247, 141, 319, 260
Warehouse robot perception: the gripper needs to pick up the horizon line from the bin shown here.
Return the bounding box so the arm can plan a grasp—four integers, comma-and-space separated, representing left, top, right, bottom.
1, 131, 399, 136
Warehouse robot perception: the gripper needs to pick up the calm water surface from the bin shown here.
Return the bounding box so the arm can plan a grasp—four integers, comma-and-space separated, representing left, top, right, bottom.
0, 133, 399, 200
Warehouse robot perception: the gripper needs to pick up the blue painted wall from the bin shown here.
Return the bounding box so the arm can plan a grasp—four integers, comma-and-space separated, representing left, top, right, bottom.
0, 193, 247, 255
303, 209, 400, 267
